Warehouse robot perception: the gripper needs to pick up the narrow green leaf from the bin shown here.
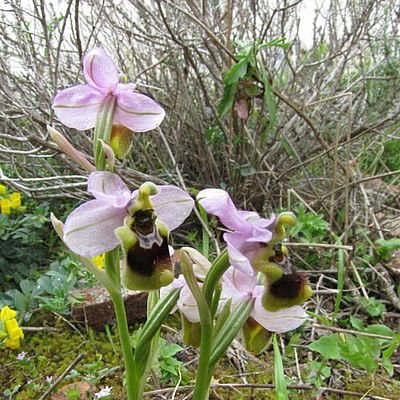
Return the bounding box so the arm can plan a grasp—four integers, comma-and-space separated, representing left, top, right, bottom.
273, 334, 289, 400
258, 62, 276, 129
217, 83, 238, 117
376, 238, 400, 252
209, 298, 253, 367
224, 59, 249, 85
213, 298, 232, 336
137, 288, 180, 350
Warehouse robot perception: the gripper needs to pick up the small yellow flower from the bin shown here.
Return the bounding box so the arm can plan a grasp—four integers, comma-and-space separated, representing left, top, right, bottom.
10, 192, 21, 209
0, 306, 24, 350
1, 198, 11, 215
92, 254, 105, 269
0, 184, 7, 196
1, 305, 17, 321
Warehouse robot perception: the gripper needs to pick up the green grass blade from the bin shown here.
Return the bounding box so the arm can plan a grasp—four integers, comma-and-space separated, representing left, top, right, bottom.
273, 334, 289, 400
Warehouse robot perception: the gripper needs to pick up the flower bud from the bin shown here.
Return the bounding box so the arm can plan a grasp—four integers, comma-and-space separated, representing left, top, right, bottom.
99, 139, 116, 171
242, 317, 272, 354
48, 126, 95, 172
182, 315, 201, 347
50, 212, 64, 240
110, 124, 134, 159
180, 247, 211, 281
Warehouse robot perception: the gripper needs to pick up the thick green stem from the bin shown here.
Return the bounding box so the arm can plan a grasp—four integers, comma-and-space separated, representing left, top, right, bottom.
110, 291, 137, 400
181, 249, 214, 400
193, 321, 213, 400
105, 250, 137, 400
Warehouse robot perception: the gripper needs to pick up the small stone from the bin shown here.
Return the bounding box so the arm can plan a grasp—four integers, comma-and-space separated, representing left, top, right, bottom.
71, 285, 148, 331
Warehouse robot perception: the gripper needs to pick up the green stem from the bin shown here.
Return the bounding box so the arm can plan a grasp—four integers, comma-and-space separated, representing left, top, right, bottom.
136, 290, 160, 398
181, 249, 214, 400
105, 249, 137, 400
110, 291, 137, 400
193, 320, 213, 400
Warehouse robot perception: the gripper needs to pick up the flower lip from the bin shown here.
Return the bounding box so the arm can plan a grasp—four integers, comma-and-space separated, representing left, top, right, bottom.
222, 267, 308, 333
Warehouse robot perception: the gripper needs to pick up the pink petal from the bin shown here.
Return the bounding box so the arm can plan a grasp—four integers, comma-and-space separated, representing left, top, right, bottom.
178, 284, 200, 323
63, 199, 126, 257
197, 189, 252, 233
223, 233, 259, 274
83, 48, 119, 91
223, 266, 256, 295
52, 85, 104, 130
88, 172, 131, 207
131, 185, 194, 231
222, 267, 256, 311
252, 292, 308, 333
114, 89, 165, 132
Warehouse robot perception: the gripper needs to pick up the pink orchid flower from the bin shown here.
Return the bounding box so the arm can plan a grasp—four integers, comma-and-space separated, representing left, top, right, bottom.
52, 48, 165, 131
64, 172, 194, 258
197, 188, 275, 274
222, 267, 307, 333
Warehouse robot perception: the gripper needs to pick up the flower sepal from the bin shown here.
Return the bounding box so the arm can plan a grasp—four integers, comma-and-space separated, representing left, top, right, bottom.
182, 315, 201, 347
242, 317, 272, 354
110, 124, 134, 159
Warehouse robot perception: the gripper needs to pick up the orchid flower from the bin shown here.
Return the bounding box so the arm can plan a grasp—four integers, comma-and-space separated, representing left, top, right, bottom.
197, 188, 275, 274
197, 189, 312, 312
53, 48, 165, 132
63, 172, 194, 258
222, 267, 308, 334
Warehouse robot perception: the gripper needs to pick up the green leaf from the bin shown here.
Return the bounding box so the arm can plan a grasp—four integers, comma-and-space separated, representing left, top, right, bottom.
364, 324, 394, 338
217, 83, 239, 117
134, 288, 180, 368
273, 334, 289, 400
382, 334, 400, 376
376, 238, 400, 252
210, 298, 253, 366
259, 62, 276, 129
349, 316, 364, 331
309, 334, 342, 359
224, 58, 249, 85
359, 297, 386, 317
309, 333, 382, 373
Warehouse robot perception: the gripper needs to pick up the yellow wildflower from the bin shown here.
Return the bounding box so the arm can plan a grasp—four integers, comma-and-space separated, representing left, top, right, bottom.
0, 306, 24, 350
92, 254, 105, 269
1, 198, 11, 215
1, 305, 16, 321
0, 184, 7, 196
10, 192, 21, 209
